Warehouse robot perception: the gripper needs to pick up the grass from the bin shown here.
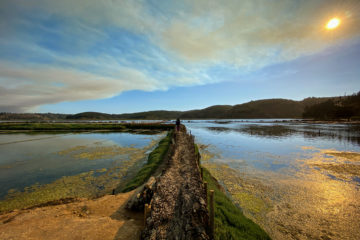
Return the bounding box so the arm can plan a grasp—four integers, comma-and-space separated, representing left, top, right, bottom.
0, 122, 175, 131
202, 167, 271, 240
121, 130, 173, 192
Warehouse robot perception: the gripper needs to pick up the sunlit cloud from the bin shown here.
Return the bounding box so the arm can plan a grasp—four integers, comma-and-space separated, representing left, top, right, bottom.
161, 0, 360, 65
0, 0, 359, 112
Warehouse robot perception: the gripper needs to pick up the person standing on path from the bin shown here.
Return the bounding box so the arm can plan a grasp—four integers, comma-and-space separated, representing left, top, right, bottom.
176, 118, 180, 131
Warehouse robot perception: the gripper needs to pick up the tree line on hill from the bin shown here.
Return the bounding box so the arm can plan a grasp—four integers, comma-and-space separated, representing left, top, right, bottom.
302, 91, 360, 120
1, 91, 359, 121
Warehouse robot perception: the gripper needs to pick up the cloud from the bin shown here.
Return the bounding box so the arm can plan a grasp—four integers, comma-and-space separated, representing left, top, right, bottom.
0, 0, 360, 112
161, 0, 360, 67
0, 61, 160, 112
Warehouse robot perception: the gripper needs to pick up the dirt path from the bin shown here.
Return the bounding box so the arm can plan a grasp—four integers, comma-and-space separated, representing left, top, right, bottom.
0, 191, 143, 240
142, 128, 209, 239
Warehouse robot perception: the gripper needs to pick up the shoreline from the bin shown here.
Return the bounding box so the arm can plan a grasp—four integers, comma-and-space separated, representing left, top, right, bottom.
0, 123, 270, 239
0, 122, 175, 132
1, 119, 359, 127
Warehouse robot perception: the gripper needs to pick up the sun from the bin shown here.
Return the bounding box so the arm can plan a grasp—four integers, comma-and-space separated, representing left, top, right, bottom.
326, 18, 341, 30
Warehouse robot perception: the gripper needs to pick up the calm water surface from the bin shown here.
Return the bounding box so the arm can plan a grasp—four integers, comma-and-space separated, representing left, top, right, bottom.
185, 120, 360, 240
0, 132, 164, 200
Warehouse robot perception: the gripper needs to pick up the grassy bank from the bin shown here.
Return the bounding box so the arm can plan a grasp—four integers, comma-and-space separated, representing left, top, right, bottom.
121, 130, 173, 192
202, 167, 271, 240
0, 122, 174, 132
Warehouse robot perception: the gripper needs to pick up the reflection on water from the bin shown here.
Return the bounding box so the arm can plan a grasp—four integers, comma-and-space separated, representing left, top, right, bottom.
207, 122, 360, 146
0, 132, 165, 211
185, 120, 360, 240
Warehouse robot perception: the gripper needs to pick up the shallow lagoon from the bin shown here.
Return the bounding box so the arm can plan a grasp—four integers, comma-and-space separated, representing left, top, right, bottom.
0, 131, 165, 211
185, 120, 360, 240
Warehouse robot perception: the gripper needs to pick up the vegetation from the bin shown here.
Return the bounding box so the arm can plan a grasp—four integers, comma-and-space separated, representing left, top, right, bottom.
238, 124, 295, 138
109, 110, 182, 120
202, 167, 271, 240
303, 91, 360, 120
2, 92, 359, 120
66, 111, 182, 120
0, 123, 125, 131
0, 112, 68, 121
66, 112, 115, 120
0, 122, 174, 132
121, 130, 173, 192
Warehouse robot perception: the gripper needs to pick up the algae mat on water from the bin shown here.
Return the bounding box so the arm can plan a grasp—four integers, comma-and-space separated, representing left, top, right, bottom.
121, 130, 173, 192
200, 144, 360, 240
0, 136, 163, 213
202, 167, 271, 240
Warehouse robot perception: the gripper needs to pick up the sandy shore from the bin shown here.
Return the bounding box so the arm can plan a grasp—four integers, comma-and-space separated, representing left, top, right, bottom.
0, 191, 143, 240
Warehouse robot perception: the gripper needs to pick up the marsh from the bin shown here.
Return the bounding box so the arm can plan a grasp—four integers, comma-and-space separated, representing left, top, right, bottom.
0, 131, 165, 212
185, 120, 360, 240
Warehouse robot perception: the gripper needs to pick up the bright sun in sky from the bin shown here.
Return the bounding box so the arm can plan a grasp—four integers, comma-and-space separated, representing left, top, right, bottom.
326, 18, 341, 29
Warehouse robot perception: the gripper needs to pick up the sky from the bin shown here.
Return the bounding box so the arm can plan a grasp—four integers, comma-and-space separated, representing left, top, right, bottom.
0, 0, 360, 113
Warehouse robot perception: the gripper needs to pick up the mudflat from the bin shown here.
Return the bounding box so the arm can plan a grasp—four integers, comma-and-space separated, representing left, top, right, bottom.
0, 191, 143, 240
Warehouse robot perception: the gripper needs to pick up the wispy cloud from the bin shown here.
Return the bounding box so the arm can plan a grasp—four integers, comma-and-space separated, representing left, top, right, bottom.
0, 0, 359, 112
161, 0, 360, 66
0, 61, 161, 112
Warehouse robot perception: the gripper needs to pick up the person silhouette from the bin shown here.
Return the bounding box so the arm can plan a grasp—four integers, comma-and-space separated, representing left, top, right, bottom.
176, 118, 180, 131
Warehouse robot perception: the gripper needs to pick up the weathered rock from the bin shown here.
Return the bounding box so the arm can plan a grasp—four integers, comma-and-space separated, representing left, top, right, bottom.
126, 177, 156, 211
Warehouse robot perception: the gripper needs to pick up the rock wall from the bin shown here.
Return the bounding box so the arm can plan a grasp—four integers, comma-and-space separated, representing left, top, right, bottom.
133, 127, 210, 240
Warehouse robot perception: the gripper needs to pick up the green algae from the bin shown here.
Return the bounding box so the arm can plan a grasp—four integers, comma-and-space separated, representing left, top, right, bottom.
0, 135, 163, 213
300, 148, 360, 180
196, 143, 271, 239
325, 151, 360, 162
57, 145, 87, 155
201, 145, 360, 240
234, 192, 269, 214
121, 130, 173, 192
202, 167, 271, 240
311, 163, 360, 178
199, 144, 271, 220
203, 163, 272, 223
57, 145, 139, 160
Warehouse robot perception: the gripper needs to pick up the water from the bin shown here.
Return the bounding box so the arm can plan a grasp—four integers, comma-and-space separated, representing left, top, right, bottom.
0, 131, 164, 202
185, 120, 360, 240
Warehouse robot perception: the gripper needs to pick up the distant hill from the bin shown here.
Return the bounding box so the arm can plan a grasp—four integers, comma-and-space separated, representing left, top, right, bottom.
66, 112, 114, 120
88, 98, 326, 120
0, 113, 68, 121
178, 99, 305, 119
117, 110, 182, 120
180, 105, 233, 119
227, 99, 304, 118
66, 111, 182, 120
303, 92, 360, 120
1, 93, 359, 121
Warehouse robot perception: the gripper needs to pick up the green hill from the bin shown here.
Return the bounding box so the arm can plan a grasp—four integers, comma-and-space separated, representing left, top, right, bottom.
2, 92, 359, 120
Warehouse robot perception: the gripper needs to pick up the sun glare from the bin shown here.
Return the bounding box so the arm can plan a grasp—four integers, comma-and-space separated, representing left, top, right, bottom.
326, 18, 340, 30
